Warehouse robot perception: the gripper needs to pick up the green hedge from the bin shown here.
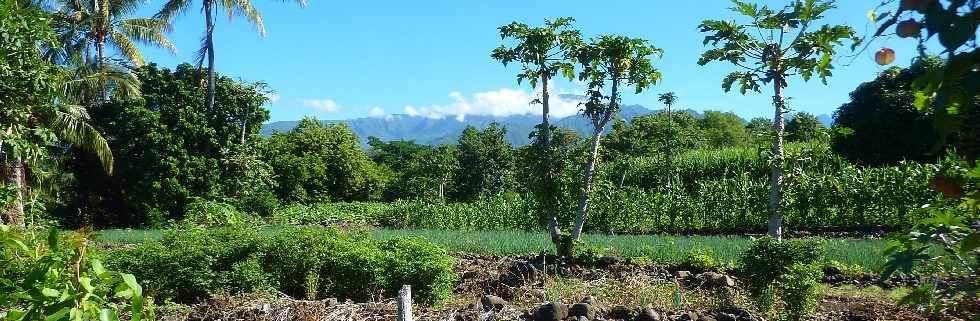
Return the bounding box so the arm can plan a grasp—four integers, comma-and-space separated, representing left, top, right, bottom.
99, 226, 456, 305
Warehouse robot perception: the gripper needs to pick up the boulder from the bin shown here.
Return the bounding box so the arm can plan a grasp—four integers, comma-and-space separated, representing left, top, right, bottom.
699, 272, 735, 289
680, 311, 699, 321
607, 305, 633, 320
480, 295, 507, 311
635, 307, 661, 321
532, 302, 568, 321
715, 312, 737, 321
581, 296, 595, 306
674, 270, 692, 279
597, 256, 624, 268
569, 303, 594, 319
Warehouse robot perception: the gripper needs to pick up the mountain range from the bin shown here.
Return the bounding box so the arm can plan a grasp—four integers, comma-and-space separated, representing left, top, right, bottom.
261, 104, 833, 146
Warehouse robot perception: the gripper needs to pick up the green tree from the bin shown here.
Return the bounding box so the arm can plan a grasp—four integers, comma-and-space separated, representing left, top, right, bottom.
367, 137, 430, 172
699, 110, 750, 147
455, 123, 514, 201
492, 17, 581, 243
831, 57, 944, 165
263, 119, 386, 204
1, 1, 112, 226
571, 35, 663, 242
60, 63, 269, 226
698, 0, 859, 240
154, 0, 304, 114
785, 112, 825, 142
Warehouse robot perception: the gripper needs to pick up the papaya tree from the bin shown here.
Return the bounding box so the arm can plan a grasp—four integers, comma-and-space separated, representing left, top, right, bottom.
658, 91, 677, 196
491, 17, 581, 245
570, 35, 663, 244
698, 0, 859, 240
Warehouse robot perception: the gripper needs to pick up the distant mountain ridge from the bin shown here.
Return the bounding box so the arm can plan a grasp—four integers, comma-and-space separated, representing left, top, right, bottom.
261, 105, 832, 146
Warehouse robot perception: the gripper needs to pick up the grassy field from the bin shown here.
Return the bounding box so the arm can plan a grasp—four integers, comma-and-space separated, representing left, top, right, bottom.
94, 227, 889, 272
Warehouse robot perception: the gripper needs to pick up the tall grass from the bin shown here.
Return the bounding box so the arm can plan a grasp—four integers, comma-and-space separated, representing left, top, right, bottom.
94, 228, 890, 272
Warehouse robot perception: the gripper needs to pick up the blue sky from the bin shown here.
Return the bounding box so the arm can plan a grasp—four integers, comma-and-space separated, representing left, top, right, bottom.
131, 0, 930, 122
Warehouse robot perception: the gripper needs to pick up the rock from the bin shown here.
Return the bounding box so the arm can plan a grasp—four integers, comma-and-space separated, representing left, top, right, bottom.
700, 314, 717, 321
503, 261, 540, 286
569, 303, 594, 319
675, 270, 692, 279
575, 316, 590, 321
607, 305, 633, 319
581, 295, 595, 306
532, 302, 568, 321
635, 308, 661, 321
699, 272, 735, 289
323, 298, 338, 306
680, 311, 699, 321
480, 295, 506, 311
597, 256, 624, 268
715, 312, 737, 321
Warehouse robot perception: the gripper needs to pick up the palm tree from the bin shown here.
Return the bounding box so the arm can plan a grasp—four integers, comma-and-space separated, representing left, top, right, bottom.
155, 0, 305, 115
658, 92, 677, 196
46, 0, 176, 103
2, 104, 113, 227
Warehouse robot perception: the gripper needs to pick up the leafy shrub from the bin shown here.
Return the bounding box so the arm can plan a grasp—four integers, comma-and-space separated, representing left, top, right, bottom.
1, 225, 150, 320
682, 248, 715, 272
741, 237, 826, 316
181, 199, 258, 227
101, 227, 264, 303
570, 240, 605, 266
826, 260, 865, 278
260, 227, 456, 305
780, 263, 823, 321
103, 226, 457, 306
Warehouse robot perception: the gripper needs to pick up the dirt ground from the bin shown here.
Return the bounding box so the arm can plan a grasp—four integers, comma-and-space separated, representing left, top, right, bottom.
159, 253, 930, 321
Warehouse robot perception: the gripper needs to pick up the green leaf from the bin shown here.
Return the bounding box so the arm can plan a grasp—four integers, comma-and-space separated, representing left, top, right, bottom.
41, 287, 61, 297
44, 307, 70, 321
121, 273, 142, 297
47, 228, 59, 250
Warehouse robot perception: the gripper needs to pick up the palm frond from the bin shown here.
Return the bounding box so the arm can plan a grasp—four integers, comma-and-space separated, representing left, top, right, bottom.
225, 0, 265, 36
50, 105, 114, 174
118, 18, 177, 53
109, 30, 144, 65
154, 0, 191, 22
63, 62, 141, 102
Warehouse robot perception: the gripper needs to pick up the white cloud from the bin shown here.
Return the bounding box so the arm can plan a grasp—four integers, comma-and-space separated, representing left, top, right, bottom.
263, 92, 280, 104
402, 87, 583, 121
301, 99, 339, 112
368, 106, 392, 120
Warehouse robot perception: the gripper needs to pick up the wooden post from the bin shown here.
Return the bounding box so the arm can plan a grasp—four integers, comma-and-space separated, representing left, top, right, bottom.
397, 285, 413, 321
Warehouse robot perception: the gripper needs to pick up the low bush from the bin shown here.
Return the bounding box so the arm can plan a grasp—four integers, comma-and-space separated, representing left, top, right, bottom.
682, 248, 715, 272
102, 226, 457, 306
780, 263, 824, 321
181, 199, 258, 227
261, 227, 456, 305
570, 240, 605, 266
100, 227, 265, 302
741, 237, 826, 319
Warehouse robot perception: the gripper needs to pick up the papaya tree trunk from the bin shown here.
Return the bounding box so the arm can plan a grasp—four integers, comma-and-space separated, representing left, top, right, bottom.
768, 76, 786, 241
665, 102, 672, 197
540, 72, 560, 245
571, 77, 619, 241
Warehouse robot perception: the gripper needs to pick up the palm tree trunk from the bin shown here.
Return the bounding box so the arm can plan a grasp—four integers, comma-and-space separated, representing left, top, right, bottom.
540, 72, 560, 245
204, 0, 217, 115
2, 155, 26, 228
666, 103, 672, 197
571, 77, 619, 240
769, 77, 786, 241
